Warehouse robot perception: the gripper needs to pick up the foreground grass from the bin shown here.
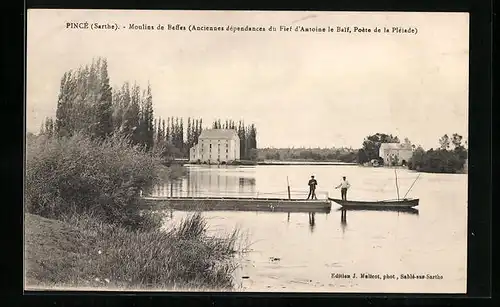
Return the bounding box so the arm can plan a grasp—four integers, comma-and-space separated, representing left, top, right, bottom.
24, 212, 240, 291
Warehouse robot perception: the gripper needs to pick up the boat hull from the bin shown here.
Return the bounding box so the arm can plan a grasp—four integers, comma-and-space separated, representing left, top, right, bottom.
328, 198, 419, 209
140, 196, 332, 213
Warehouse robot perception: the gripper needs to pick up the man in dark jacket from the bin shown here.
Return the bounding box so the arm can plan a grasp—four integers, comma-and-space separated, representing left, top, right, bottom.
307, 175, 318, 200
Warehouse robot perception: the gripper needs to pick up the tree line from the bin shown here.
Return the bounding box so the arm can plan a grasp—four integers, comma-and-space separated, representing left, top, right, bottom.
408, 133, 468, 173
40, 57, 155, 151
38, 57, 259, 161
258, 147, 357, 163
355, 132, 467, 173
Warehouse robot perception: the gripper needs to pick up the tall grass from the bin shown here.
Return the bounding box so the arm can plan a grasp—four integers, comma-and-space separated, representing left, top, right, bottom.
25, 211, 241, 290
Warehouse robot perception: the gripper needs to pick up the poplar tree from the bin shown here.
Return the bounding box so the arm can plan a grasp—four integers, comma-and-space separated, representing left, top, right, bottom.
187, 117, 192, 147
166, 117, 171, 143
55, 72, 71, 138
179, 118, 184, 152
127, 83, 141, 146
238, 121, 246, 159
161, 119, 166, 144
94, 58, 113, 140
143, 84, 154, 151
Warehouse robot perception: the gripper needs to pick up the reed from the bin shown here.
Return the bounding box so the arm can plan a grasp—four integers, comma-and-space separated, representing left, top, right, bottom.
25, 212, 241, 290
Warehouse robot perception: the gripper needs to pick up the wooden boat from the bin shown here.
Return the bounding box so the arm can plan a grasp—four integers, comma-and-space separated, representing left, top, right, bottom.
329, 197, 419, 209
329, 165, 421, 210
140, 196, 332, 213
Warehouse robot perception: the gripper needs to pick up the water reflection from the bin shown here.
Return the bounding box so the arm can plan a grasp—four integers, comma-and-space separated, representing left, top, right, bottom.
308, 212, 316, 233
151, 167, 257, 197
340, 209, 347, 234
335, 207, 419, 215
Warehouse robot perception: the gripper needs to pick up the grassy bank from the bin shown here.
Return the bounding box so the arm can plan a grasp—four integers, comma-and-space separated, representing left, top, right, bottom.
25, 133, 241, 290
25, 212, 240, 290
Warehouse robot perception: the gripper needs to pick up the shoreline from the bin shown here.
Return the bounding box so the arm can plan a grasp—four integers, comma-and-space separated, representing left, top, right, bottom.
184, 161, 358, 166
24, 212, 240, 291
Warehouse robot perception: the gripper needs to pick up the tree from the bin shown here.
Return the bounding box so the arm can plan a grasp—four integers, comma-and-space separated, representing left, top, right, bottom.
439, 134, 450, 150
127, 83, 142, 146
238, 121, 246, 159
55, 72, 72, 138
187, 117, 192, 147
166, 117, 171, 143
193, 119, 199, 143
179, 117, 184, 152
245, 124, 258, 160
161, 119, 166, 145
357, 148, 369, 163
451, 133, 463, 149
143, 84, 154, 151
361, 133, 400, 161
154, 118, 159, 144
94, 58, 113, 140
119, 82, 133, 137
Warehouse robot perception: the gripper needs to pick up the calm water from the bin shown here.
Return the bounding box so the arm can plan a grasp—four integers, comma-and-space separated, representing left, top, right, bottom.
152, 165, 467, 293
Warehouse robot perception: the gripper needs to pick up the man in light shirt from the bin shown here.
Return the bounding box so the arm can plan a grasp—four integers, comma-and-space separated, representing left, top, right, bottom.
335, 176, 351, 200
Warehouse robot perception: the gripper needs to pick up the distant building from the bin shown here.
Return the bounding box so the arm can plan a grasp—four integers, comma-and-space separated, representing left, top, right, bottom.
189, 129, 240, 164
379, 143, 413, 166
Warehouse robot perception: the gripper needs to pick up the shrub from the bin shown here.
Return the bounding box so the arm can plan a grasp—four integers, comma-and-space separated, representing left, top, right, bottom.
25, 133, 164, 231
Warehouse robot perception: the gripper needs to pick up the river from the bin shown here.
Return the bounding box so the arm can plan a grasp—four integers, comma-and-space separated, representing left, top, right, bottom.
151, 164, 467, 293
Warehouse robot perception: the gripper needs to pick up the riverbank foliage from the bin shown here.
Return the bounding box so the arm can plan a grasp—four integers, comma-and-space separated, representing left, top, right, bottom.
25, 212, 239, 290
408, 134, 467, 174
25, 132, 241, 290
257, 147, 357, 163
26, 132, 164, 231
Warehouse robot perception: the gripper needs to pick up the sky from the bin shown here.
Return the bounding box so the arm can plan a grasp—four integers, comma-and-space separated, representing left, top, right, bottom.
26, 10, 469, 149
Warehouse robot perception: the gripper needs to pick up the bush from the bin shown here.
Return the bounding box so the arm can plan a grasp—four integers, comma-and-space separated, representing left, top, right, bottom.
25, 133, 164, 231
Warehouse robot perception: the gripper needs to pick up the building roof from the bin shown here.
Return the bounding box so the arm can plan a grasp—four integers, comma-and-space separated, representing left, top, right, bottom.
379, 143, 412, 150
199, 129, 239, 140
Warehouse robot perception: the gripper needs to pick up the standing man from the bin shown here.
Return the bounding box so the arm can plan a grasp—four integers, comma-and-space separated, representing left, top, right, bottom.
307, 175, 318, 200
335, 176, 351, 200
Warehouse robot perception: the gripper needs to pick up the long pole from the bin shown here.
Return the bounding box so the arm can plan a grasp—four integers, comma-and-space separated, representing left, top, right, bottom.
287, 176, 291, 199
394, 168, 400, 200
403, 173, 421, 199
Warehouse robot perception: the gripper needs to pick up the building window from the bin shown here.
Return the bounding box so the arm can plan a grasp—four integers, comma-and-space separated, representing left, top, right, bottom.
209, 144, 212, 149
226, 149, 228, 153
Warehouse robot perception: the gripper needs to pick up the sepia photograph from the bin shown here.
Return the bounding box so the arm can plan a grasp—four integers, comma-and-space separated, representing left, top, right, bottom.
25, 9, 469, 293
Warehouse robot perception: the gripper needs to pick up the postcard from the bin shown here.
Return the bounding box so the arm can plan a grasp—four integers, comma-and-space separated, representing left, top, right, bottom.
25, 9, 469, 293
